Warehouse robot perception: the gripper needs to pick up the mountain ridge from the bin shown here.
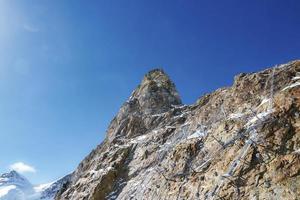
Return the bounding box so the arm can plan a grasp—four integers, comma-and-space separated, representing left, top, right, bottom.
54, 60, 300, 199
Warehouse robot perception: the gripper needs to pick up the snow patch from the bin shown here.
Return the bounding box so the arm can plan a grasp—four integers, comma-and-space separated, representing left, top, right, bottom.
34, 182, 54, 193
282, 82, 300, 91
0, 185, 17, 198
277, 63, 290, 69
292, 76, 300, 81
246, 109, 274, 127
151, 112, 166, 117
228, 112, 245, 120
130, 135, 149, 144
187, 130, 207, 140
292, 149, 300, 155
171, 104, 187, 109
258, 98, 270, 107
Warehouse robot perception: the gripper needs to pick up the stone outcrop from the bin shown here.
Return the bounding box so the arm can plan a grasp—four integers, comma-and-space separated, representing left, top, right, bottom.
56, 60, 300, 200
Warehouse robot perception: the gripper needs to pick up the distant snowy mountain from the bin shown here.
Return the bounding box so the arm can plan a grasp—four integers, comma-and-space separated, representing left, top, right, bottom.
0, 171, 71, 200
0, 170, 33, 200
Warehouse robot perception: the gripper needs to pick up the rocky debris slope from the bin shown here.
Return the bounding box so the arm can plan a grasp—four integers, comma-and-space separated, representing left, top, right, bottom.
57, 61, 300, 200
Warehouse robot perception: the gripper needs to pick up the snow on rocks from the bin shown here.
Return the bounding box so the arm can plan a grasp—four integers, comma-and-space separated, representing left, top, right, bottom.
187, 129, 207, 140
281, 74, 300, 91
246, 109, 274, 127
282, 82, 300, 91
129, 134, 149, 144
292, 76, 300, 81
292, 149, 300, 155
258, 98, 270, 107
228, 112, 245, 120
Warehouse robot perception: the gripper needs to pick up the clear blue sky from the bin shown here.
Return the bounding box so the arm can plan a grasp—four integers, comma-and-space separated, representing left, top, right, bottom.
0, 0, 299, 184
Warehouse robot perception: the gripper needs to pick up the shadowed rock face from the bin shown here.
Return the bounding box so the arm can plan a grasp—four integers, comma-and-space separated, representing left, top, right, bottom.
57, 61, 300, 200
130, 69, 182, 115
107, 69, 182, 139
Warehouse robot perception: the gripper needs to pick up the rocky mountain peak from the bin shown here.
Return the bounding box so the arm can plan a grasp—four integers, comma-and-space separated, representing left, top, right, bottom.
129, 68, 182, 115
104, 69, 182, 140
1, 170, 19, 178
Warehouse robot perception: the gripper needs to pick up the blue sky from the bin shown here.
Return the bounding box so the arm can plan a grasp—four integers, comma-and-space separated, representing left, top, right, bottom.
0, 0, 299, 184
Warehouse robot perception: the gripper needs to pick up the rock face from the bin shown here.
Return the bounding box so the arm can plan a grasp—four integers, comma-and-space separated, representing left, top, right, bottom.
57, 60, 300, 200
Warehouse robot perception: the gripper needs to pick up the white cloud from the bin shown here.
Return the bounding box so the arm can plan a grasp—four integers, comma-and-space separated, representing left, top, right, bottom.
23, 23, 39, 32
9, 162, 36, 174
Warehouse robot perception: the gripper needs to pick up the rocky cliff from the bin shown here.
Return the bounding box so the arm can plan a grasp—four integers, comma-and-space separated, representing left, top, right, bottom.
57, 60, 300, 200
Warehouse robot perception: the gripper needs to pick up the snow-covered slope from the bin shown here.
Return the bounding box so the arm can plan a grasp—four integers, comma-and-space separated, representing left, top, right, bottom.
37, 174, 71, 200
0, 171, 70, 200
0, 171, 33, 200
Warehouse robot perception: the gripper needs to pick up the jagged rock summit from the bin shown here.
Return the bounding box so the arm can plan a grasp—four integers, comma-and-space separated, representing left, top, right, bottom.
129, 68, 182, 115
57, 60, 300, 200
107, 68, 182, 140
